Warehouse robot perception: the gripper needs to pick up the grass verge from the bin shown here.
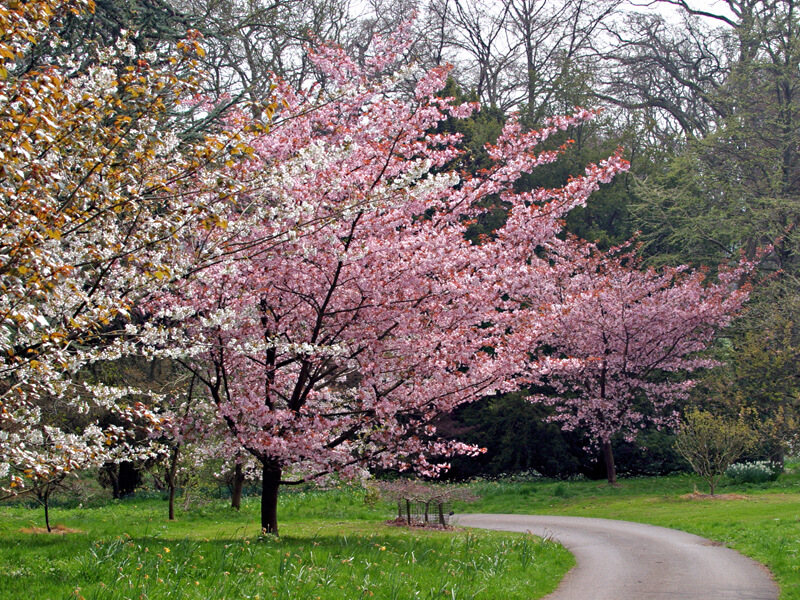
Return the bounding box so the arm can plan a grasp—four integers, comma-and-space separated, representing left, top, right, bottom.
0, 487, 573, 600
458, 468, 800, 600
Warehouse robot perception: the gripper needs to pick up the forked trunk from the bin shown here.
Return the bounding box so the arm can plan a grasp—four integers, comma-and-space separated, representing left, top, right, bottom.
261, 464, 281, 535
603, 441, 618, 485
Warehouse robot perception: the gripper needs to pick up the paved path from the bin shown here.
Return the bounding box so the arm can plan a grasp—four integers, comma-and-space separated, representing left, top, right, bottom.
454, 514, 779, 600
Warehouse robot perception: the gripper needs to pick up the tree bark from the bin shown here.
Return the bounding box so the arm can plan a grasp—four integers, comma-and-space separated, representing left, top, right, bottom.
167, 445, 180, 521
102, 462, 121, 499
771, 447, 785, 471
168, 483, 176, 521
231, 461, 245, 510
43, 491, 51, 533
261, 464, 281, 535
603, 441, 618, 485
117, 461, 140, 497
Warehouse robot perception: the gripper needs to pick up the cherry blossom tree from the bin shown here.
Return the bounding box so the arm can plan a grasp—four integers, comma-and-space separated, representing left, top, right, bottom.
530, 243, 752, 484
0, 0, 259, 507
147, 32, 629, 533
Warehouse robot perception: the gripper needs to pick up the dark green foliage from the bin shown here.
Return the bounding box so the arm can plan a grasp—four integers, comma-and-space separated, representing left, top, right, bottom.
609, 431, 690, 478
517, 113, 639, 249
441, 393, 583, 480
435, 78, 507, 174
433, 79, 509, 245
560, 110, 674, 249
433, 78, 637, 248
440, 393, 688, 480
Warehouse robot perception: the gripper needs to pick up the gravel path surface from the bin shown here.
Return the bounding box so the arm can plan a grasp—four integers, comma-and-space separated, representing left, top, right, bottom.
454, 514, 779, 600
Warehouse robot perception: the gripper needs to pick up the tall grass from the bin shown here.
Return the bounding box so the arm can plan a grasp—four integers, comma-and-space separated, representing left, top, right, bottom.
0, 486, 573, 600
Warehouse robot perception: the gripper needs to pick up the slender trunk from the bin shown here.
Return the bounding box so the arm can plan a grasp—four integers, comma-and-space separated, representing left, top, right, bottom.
43, 492, 51, 533
261, 464, 281, 535
603, 441, 617, 485
168, 484, 176, 521
598, 360, 617, 486
167, 445, 180, 521
231, 462, 245, 510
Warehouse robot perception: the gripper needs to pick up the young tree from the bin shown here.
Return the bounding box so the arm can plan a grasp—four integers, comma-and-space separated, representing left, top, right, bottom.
146, 31, 629, 533
675, 408, 755, 495
529, 244, 752, 484
691, 313, 800, 467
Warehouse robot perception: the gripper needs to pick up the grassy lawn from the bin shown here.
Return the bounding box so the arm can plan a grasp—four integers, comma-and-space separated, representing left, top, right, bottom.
460, 468, 800, 600
5, 468, 799, 599
0, 487, 573, 600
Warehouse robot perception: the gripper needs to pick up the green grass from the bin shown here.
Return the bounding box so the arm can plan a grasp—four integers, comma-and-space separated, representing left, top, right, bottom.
0, 487, 573, 600
458, 467, 800, 600
9, 468, 799, 599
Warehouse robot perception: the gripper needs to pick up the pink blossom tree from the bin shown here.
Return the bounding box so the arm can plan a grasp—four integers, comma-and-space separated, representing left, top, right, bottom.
148, 34, 629, 533
529, 242, 752, 484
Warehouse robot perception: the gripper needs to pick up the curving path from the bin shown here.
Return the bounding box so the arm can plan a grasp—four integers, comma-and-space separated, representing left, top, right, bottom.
454, 514, 779, 600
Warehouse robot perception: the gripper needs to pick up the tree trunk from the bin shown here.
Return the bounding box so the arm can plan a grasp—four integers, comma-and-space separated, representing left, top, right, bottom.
603, 441, 618, 485
103, 462, 121, 499
168, 483, 176, 521
771, 446, 785, 471
167, 445, 180, 521
231, 462, 245, 510
43, 490, 51, 533
117, 461, 140, 497
261, 464, 281, 535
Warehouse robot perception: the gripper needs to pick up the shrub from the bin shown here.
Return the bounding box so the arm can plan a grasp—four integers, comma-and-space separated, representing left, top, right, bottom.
725, 461, 780, 484
675, 409, 756, 494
